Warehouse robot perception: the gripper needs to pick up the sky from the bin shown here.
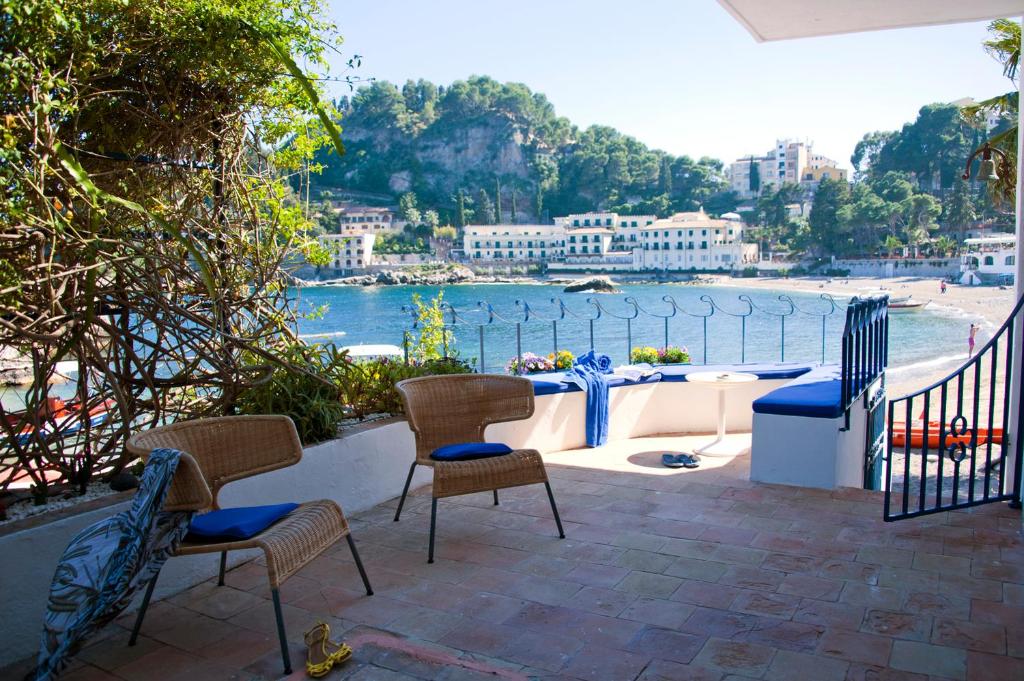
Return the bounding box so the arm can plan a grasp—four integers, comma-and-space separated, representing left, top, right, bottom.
322, 1, 1016, 171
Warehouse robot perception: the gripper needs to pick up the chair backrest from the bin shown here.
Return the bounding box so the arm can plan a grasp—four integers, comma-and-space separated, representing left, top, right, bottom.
126, 415, 303, 510
396, 374, 534, 463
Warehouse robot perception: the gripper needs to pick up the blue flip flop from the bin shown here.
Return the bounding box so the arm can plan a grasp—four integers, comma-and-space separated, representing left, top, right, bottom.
661, 453, 701, 469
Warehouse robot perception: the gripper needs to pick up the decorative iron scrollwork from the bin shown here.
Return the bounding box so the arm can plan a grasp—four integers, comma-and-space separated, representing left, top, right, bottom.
944, 415, 973, 464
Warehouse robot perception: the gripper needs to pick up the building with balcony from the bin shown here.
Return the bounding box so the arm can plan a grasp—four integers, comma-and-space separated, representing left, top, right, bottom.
637, 209, 758, 271
463, 224, 565, 262
727, 139, 842, 199
319, 233, 375, 270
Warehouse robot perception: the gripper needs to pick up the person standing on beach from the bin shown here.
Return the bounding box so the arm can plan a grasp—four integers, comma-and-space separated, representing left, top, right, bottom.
969, 323, 979, 357
940, 280, 947, 294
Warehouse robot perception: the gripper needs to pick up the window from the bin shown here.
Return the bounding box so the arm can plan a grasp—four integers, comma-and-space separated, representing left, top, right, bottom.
1007, 255, 1016, 266
581, 235, 589, 243
676, 242, 684, 250
541, 250, 546, 258
528, 251, 534, 258
508, 251, 514, 258
688, 241, 694, 249
653, 243, 659, 250
984, 255, 995, 266
701, 241, 708, 249
584, 219, 591, 226
475, 251, 481, 258
646, 220, 653, 225
677, 230, 683, 237
631, 221, 637, 227
629, 235, 637, 242
663, 242, 670, 250
620, 221, 627, 227
573, 220, 580, 227
527, 241, 533, 248
569, 235, 577, 243
663, 231, 669, 237
688, 230, 694, 236
722, 254, 731, 262
507, 241, 513, 248
701, 230, 707, 236
582, 246, 589, 253
570, 246, 576, 254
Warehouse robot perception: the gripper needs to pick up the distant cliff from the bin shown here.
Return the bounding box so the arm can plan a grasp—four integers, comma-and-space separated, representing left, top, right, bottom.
311, 76, 737, 223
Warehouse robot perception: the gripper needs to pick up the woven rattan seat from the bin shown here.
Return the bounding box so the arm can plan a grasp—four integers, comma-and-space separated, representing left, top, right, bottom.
395, 374, 565, 562
124, 415, 373, 675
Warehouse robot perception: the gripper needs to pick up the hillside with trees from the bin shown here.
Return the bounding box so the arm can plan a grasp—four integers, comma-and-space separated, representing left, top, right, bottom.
308, 76, 737, 223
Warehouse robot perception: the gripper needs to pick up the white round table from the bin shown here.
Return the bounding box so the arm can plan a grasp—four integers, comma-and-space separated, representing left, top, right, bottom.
686, 371, 758, 456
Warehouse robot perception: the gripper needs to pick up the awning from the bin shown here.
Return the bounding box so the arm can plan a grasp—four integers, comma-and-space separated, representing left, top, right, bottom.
717, 0, 1024, 42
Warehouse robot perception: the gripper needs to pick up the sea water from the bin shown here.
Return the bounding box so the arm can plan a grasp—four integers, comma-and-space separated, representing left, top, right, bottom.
0, 283, 975, 410
293, 283, 972, 373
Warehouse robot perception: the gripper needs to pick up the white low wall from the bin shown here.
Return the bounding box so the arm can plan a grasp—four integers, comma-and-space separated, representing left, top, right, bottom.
490, 378, 790, 451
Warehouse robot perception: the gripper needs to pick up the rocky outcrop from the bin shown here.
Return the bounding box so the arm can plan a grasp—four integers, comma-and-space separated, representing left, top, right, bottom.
299, 265, 477, 287
563, 276, 618, 293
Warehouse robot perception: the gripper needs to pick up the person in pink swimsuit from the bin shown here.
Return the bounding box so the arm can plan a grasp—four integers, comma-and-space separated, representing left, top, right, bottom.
968, 323, 979, 357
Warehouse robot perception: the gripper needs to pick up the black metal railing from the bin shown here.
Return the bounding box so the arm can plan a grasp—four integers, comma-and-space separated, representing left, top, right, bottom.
401, 293, 840, 373
884, 293, 1024, 521
840, 295, 890, 417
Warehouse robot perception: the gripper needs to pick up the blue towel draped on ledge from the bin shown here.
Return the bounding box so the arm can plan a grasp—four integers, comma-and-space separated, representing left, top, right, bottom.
34, 449, 191, 681
564, 351, 613, 447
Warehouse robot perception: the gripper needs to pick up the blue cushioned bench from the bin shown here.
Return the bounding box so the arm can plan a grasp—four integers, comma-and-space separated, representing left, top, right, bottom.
525, 362, 820, 397
751, 365, 842, 419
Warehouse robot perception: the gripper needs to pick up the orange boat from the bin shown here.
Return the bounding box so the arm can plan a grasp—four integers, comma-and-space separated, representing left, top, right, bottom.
891, 420, 1004, 449
4, 397, 115, 446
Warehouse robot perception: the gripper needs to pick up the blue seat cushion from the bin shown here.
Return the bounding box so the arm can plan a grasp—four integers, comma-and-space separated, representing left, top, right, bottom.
187, 503, 299, 541
430, 442, 513, 462
655, 363, 814, 382
752, 379, 844, 419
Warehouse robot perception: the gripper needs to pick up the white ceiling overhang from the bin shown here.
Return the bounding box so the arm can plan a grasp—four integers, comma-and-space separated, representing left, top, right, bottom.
717, 0, 1024, 42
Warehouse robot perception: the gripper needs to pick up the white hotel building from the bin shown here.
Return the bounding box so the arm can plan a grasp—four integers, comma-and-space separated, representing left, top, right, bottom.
463, 210, 756, 272
636, 210, 757, 271
463, 224, 565, 262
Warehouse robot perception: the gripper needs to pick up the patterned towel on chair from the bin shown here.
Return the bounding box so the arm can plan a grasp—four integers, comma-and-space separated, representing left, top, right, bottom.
34, 448, 192, 681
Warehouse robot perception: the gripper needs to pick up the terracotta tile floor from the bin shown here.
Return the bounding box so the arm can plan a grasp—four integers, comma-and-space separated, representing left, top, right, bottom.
14, 435, 1024, 680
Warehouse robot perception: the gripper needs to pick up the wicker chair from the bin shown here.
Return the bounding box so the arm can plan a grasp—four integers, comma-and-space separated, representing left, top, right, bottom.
125, 415, 372, 675
395, 374, 565, 562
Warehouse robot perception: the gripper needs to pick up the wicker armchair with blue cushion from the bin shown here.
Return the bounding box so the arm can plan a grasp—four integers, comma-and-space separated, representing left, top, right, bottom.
395, 374, 565, 562
125, 415, 372, 675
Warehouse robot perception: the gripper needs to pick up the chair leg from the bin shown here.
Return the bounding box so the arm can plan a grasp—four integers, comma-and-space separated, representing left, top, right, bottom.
493, 489, 499, 505
544, 481, 566, 539
394, 462, 417, 522
428, 497, 438, 564
217, 551, 227, 586
346, 534, 373, 596
129, 570, 159, 646
271, 588, 292, 675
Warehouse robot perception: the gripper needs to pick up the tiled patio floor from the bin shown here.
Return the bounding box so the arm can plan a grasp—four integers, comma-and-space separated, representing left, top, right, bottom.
16, 434, 1024, 680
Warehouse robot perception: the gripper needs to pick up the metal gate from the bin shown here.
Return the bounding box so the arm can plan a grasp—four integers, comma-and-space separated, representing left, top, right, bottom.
883, 294, 1024, 521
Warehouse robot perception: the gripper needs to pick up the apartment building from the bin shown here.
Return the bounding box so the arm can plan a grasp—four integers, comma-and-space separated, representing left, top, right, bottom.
727, 139, 842, 199
319, 233, 375, 270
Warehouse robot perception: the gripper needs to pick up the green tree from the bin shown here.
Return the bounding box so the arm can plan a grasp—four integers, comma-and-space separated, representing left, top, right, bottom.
475, 188, 495, 224
495, 177, 503, 223
748, 158, 760, 194
398, 191, 421, 226
433, 225, 457, 241
884, 234, 904, 256
850, 131, 896, 181
943, 178, 976, 241
423, 209, 440, 231
808, 177, 851, 255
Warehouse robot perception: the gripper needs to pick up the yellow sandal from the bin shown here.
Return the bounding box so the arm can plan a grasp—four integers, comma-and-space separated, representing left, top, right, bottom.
304, 622, 353, 678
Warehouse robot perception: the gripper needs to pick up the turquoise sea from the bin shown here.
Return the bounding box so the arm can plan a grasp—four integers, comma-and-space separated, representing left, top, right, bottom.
0, 282, 974, 410
292, 283, 970, 374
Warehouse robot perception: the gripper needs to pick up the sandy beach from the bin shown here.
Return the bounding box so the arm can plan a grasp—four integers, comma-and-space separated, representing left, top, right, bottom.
714, 273, 1017, 401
